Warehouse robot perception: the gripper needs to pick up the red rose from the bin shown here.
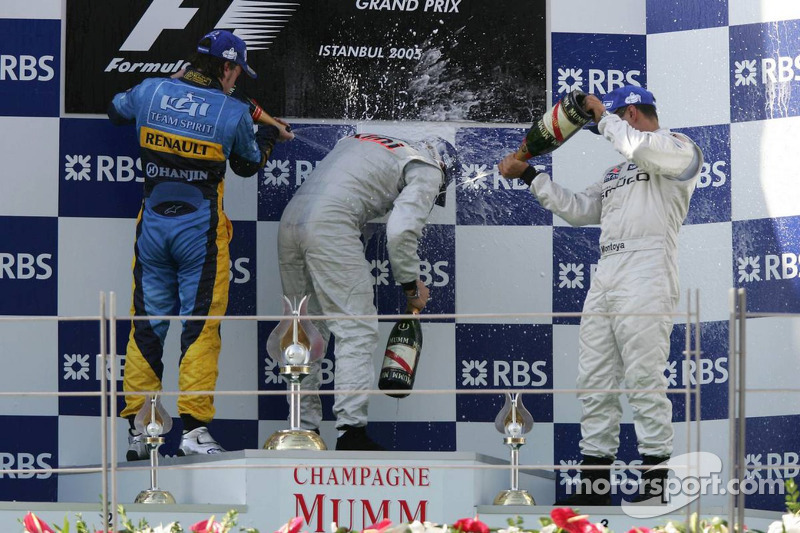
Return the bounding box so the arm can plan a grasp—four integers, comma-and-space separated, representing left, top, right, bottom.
453, 517, 490, 533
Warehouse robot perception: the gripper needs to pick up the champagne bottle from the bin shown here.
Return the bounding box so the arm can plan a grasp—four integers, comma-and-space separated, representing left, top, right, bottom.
515, 89, 593, 160
378, 310, 423, 399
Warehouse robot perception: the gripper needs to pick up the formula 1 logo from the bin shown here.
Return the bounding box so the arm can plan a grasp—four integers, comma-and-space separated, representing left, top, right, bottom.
120, 0, 298, 53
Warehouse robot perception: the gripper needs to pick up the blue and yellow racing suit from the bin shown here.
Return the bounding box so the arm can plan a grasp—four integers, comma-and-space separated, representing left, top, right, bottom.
109, 68, 273, 424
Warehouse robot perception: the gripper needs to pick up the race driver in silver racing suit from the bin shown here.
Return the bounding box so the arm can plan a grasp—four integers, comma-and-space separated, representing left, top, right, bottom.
277, 133, 458, 451
499, 85, 703, 504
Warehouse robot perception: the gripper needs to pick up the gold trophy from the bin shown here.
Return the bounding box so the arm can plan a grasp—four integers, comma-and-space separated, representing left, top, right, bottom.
263, 295, 327, 450
133, 394, 176, 504
493, 392, 536, 505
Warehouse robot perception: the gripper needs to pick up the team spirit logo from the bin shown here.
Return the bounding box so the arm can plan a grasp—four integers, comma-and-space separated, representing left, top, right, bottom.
159, 93, 210, 117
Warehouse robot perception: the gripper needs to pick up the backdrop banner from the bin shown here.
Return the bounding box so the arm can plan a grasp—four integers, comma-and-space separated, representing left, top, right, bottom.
64, 0, 546, 122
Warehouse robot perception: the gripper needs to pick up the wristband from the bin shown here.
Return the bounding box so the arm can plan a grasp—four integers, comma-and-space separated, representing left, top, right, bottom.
520, 166, 539, 186
401, 281, 418, 298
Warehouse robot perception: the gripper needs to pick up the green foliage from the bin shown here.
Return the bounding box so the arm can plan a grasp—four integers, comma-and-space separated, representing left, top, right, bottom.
785, 478, 800, 515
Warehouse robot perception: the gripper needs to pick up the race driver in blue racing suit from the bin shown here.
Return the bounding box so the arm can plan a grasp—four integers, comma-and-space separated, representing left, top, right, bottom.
108, 30, 288, 460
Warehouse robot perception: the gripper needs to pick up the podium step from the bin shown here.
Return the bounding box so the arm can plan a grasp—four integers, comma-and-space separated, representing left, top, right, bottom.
45, 449, 556, 532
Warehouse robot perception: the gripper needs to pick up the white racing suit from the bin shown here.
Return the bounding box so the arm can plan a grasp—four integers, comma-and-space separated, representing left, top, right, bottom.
277, 134, 443, 430
531, 115, 703, 458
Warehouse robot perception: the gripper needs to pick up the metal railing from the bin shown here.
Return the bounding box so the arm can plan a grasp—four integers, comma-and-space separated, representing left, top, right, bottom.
1, 289, 718, 531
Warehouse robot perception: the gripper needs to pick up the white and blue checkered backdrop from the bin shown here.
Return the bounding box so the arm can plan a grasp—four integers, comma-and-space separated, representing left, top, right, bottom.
2, 0, 800, 510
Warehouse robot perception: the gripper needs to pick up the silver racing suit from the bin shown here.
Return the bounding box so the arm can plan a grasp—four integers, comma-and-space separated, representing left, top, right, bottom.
278, 134, 443, 430
531, 114, 703, 458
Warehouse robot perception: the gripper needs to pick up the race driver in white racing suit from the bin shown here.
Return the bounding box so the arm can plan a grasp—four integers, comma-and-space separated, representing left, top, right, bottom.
277, 133, 458, 450
499, 85, 703, 504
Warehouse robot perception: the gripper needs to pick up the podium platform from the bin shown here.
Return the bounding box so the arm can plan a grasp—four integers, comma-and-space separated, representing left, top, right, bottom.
2, 450, 783, 532
0, 450, 556, 531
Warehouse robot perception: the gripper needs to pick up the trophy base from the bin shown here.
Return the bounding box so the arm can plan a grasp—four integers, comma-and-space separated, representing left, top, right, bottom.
493, 489, 535, 506
134, 489, 176, 504
263, 429, 328, 451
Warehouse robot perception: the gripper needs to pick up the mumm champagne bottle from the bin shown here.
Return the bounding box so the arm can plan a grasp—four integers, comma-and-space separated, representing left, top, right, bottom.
378, 310, 423, 399
515, 89, 593, 161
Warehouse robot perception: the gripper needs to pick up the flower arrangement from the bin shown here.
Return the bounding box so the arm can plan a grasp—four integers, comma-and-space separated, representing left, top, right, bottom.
21, 507, 249, 533
19, 479, 800, 533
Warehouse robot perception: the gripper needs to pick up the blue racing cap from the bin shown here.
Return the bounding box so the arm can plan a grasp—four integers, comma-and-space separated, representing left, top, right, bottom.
588, 85, 656, 133
197, 30, 257, 79
602, 85, 656, 113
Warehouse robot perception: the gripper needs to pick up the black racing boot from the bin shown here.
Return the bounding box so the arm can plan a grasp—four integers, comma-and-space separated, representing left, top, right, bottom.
556, 455, 614, 506
627, 455, 670, 504
336, 425, 385, 451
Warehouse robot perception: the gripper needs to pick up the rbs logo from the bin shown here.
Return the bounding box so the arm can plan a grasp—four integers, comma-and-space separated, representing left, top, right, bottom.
0, 55, 55, 81
696, 161, 727, 189
556, 68, 642, 94
229, 257, 251, 284
0, 452, 52, 479
0, 253, 53, 280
